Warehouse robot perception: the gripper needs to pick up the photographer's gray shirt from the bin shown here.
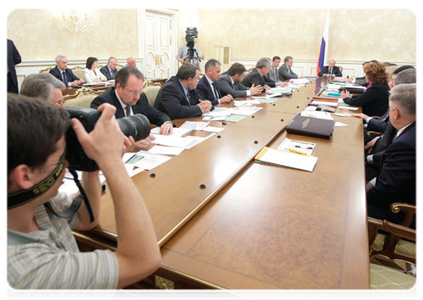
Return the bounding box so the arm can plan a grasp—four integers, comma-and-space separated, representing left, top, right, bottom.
177, 44, 200, 64
8, 193, 119, 289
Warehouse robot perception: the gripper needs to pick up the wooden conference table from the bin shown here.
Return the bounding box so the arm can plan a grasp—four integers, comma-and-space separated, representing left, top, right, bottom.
73, 78, 370, 289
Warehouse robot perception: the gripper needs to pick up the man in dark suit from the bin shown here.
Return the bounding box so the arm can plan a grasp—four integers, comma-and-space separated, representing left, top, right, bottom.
91, 66, 173, 149
242, 57, 286, 90
49, 55, 84, 87
359, 68, 416, 182
100, 57, 118, 80
366, 83, 416, 225
195, 59, 233, 106
318, 59, 342, 77
218, 63, 263, 98
154, 63, 212, 120
7, 39, 21, 94
278, 56, 305, 81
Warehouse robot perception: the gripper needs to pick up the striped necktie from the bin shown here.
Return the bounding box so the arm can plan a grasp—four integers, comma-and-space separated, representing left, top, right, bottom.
125, 105, 131, 116
186, 92, 192, 106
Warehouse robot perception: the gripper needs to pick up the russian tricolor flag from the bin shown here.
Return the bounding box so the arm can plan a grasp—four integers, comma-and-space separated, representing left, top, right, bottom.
317, 10, 330, 76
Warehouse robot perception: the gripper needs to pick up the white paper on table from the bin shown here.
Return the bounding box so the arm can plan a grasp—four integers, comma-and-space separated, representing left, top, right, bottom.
335, 122, 349, 127
337, 106, 359, 111
203, 126, 225, 133
333, 113, 352, 117
180, 121, 210, 130
326, 83, 343, 90
150, 127, 192, 137
233, 100, 261, 106
229, 106, 262, 116
183, 133, 216, 149
202, 108, 233, 118
133, 151, 172, 170
148, 145, 185, 156
259, 148, 318, 172
277, 138, 316, 156
300, 110, 334, 121
291, 78, 310, 84
151, 134, 194, 148
309, 100, 338, 108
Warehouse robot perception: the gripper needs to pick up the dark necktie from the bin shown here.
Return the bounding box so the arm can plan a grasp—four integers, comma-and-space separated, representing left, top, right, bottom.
125, 105, 131, 116
186, 92, 192, 107
329, 68, 333, 74
212, 82, 219, 101
62, 71, 68, 85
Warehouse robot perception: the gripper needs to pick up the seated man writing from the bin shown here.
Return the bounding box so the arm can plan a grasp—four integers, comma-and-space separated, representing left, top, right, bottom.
154, 63, 212, 120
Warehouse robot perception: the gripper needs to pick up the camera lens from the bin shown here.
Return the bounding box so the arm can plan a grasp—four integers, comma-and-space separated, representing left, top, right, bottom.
117, 114, 151, 141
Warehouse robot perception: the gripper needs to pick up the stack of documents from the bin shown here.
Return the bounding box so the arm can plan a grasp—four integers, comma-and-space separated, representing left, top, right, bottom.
255, 147, 318, 172
123, 151, 171, 171
277, 138, 316, 156
268, 87, 293, 95
150, 126, 192, 137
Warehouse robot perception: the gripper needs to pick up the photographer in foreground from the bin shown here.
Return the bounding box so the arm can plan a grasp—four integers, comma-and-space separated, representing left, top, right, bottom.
7, 94, 161, 289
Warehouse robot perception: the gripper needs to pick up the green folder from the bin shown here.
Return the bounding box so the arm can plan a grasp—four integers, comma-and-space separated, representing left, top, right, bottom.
257, 98, 278, 104
268, 87, 292, 94
225, 115, 246, 123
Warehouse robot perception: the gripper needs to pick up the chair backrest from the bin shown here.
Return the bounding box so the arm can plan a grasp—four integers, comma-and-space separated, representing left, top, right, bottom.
338, 66, 344, 73
71, 66, 85, 80
243, 67, 253, 79
143, 86, 161, 106
39, 67, 53, 73
64, 87, 100, 108
368, 202, 416, 264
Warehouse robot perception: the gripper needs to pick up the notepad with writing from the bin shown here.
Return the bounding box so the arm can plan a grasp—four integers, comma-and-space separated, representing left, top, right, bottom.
286, 115, 335, 139
255, 147, 318, 172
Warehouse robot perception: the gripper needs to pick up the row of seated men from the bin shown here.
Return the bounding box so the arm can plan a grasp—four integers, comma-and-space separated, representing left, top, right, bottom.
9, 56, 415, 289
49, 55, 137, 85
24, 56, 417, 228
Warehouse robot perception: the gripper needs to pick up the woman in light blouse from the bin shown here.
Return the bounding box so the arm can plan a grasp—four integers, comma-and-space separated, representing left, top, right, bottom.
83, 57, 107, 83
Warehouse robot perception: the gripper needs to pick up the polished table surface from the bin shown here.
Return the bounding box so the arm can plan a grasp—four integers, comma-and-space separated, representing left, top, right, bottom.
75, 78, 369, 289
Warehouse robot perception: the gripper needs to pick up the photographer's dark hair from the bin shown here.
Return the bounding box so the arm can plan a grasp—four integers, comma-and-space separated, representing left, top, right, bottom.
176, 63, 198, 80
227, 63, 247, 77
7, 94, 69, 176
85, 57, 98, 69
115, 66, 145, 88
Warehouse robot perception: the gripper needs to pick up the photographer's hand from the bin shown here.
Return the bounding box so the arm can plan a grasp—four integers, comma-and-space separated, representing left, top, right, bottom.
71, 103, 125, 171
71, 103, 161, 287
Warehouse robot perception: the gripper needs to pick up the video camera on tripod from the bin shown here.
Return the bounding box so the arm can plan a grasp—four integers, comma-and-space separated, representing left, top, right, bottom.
184, 27, 203, 65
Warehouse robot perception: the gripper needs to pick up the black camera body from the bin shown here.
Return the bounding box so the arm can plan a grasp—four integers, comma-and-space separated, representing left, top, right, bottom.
185, 27, 199, 65
65, 107, 151, 172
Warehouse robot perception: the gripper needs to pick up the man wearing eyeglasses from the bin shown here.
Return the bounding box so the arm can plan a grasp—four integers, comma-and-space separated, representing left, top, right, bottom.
20, 73, 66, 107
91, 66, 173, 149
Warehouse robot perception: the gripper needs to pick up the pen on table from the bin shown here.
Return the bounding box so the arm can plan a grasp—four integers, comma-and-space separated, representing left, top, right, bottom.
288, 148, 308, 155
125, 154, 137, 164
